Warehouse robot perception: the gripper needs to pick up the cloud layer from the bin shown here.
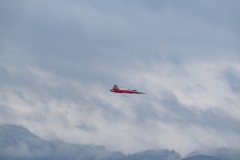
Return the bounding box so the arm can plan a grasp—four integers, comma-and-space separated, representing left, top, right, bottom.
2, 124, 240, 160
0, 0, 240, 157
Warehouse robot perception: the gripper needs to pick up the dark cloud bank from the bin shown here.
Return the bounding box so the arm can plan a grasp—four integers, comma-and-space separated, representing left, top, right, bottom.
0, 124, 239, 160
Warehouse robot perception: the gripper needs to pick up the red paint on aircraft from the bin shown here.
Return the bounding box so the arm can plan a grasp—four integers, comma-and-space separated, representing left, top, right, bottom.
110, 84, 146, 94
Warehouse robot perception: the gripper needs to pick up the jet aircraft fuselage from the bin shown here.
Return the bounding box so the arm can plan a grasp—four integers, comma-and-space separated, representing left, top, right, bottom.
110, 84, 146, 94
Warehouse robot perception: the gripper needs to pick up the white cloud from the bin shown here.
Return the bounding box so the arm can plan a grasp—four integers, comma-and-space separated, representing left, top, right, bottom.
0, 0, 239, 157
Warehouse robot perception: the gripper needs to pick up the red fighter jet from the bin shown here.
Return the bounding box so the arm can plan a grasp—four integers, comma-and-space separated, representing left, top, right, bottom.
110, 84, 146, 94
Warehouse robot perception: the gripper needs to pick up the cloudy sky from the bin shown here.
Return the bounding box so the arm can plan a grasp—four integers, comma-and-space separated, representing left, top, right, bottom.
0, 0, 239, 157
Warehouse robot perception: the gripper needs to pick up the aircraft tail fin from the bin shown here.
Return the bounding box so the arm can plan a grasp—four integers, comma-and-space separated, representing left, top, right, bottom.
113, 84, 119, 90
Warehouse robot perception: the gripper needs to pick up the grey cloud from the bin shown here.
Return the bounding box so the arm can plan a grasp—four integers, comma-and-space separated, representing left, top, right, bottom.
0, 0, 239, 157
159, 90, 240, 133
0, 67, 9, 85
223, 68, 240, 93
133, 101, 159, 123
1, 0, 238, 74
131, 89, 240, 134
0, 104, 16, 123
76, 123, 98, 132
4, 124, 239, 160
